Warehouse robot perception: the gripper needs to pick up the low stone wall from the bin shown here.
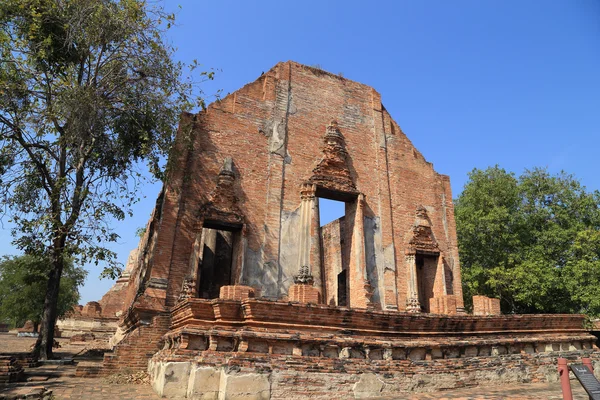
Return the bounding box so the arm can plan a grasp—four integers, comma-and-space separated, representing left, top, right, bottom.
149, 350, 600, 399
56, 316, 118, 339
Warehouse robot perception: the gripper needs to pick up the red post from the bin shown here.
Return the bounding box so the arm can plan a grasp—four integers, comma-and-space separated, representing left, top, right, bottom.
558, 357, 573, 400
583, 357, 594, 373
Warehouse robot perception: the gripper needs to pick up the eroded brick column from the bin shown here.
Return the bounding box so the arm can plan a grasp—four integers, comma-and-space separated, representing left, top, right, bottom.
185, 221, 205, 298
310, 195, 323, 292
434, 255, 447, 297
348, 194, 372, 309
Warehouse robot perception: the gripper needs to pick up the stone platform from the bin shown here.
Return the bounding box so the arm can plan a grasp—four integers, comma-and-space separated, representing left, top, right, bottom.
149, 298, 598, 399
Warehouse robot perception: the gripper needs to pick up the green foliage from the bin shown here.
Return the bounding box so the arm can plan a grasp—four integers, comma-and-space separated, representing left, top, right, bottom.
135, 226, 146, 238
0, 0, 217, 357
455, 166, 600, 316
0, 255, 86, 327
0, 0, 215, 277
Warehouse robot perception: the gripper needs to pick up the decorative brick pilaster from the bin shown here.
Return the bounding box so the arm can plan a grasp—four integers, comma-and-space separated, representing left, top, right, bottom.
405, 253, 421, 313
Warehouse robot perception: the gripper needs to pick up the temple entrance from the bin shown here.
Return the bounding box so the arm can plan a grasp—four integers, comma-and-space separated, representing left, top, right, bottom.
416, 253, 438, 313
198, 227, 234, 299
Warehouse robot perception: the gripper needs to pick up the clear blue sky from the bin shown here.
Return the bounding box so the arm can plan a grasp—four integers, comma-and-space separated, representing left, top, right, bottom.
2, 0, 598, 304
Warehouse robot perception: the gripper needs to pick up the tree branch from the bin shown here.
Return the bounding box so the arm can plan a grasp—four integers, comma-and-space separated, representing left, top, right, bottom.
0, 116, 55, 196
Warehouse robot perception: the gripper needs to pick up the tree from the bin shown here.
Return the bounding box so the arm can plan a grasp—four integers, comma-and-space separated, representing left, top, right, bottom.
0, 254, 86, 330
455, 166, 600, 315
0, 0, 213, 358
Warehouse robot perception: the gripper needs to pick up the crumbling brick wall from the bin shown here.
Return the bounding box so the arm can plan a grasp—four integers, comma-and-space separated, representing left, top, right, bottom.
101, 314, 170, 373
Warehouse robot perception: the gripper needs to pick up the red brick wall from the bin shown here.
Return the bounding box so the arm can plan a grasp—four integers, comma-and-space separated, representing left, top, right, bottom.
151, 350, 600, 399
121, 61, 465, 317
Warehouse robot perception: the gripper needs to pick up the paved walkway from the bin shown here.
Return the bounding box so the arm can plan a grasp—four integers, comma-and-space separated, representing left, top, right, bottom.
47, 379, 590, 400
38, 365, 161, 400
1, 366, 592, 400
407, 381, 589, 399
35, 372, 595, 399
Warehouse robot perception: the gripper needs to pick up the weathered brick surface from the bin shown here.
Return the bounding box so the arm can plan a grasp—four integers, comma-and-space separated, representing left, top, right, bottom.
81, 302, 102, 317
473, 295, 501, 315
151, 344, 600, 399
99, 314, 170, 374
430, 295, 458, 315
96, 249, 139, 318
288, 284, 320, 304
219, 285, 258, 301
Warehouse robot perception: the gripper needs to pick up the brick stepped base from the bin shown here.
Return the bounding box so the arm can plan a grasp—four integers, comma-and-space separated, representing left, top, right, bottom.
74, 313, 170, 377
0, 386, 53, 400
0, 356, 24, 384
148, 298, 599, 399
0, 353, 38, 368
74, 361, 104, 378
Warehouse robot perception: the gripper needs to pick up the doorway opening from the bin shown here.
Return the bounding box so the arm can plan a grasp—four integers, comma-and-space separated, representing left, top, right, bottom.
337, 270, 348, 307
197, 226, 239, 299
319, 198, 345, 227
415, 252, 438, 313
318, 194, 355, 307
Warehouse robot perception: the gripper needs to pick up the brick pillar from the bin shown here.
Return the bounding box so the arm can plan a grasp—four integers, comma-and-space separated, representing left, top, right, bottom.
310, 191, 323, 293
430, 295, 457, 315
405, 253, 421, 312
288, 283, 320, 304
186, 220, 205, 298
348, 194, 372, 309
434, 255, 447, 297
472, 295, 501, 315
219, 285, 259, 301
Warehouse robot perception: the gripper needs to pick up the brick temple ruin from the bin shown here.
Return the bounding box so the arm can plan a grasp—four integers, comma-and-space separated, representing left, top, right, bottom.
81, 61, 597, 398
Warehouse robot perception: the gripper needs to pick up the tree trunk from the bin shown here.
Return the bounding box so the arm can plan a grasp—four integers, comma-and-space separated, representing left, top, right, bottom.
33, 238, 65, 360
